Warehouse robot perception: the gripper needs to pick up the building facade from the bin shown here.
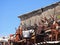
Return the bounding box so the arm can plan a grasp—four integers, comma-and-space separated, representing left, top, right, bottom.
18, 2, 60, 27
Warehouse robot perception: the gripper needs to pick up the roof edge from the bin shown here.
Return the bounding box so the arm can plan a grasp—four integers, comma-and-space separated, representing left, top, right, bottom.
18, 1, 60, 19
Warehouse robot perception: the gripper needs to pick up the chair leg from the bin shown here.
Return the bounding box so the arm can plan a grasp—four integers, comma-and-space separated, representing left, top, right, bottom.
51, 37, 52, 41
56, 34, 58, 41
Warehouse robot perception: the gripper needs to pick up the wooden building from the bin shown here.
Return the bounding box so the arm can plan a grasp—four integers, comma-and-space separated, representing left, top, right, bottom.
18, 2, 60, 28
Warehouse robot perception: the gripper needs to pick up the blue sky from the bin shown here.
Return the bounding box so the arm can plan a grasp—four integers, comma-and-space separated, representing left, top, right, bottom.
0, 0, 60, 37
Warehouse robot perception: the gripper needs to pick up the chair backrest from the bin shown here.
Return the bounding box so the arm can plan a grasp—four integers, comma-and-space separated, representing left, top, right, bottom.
15, 26, 22, 42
